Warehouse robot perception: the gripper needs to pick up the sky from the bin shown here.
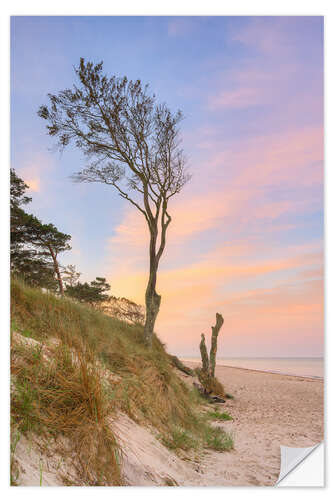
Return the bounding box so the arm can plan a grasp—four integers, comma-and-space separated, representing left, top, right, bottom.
11, 16, 324, 358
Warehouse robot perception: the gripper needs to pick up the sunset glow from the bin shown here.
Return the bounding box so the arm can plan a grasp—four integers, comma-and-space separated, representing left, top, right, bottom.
11, 16, 324, 357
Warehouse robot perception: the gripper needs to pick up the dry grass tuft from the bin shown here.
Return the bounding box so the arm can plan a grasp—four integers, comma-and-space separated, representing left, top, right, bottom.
11, 279, 203, 441
11, 333, 122, 485
11, 277, 233, 485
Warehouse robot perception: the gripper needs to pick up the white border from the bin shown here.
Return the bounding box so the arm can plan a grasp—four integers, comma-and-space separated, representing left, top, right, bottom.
1, 0, 332, 15
1, 2, 331, 498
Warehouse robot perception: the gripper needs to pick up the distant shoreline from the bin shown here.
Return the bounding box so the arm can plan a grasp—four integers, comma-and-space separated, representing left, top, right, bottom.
181, 358, 324, 380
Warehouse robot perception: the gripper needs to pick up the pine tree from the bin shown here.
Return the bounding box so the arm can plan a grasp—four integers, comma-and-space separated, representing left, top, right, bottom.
10, 169, 72, 294
62, 264, 81, 287
65, 277, 111, 308
21, 214, 71, 295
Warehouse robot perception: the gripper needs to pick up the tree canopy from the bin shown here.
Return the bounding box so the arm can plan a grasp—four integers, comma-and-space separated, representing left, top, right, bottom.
18, 213, 71, 295
10, 169, 71, 293
65, 277, 111, 308
61, 264, 81, 287
10, 168, 32, 210
10, 169, 57, 289
38, 58, 190, 345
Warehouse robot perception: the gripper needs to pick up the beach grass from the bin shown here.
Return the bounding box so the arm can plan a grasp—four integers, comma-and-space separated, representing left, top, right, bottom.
203, 426, 234, 451
206, 410, 233, 421
10, 276, 233, 485
160, 427, 199, 451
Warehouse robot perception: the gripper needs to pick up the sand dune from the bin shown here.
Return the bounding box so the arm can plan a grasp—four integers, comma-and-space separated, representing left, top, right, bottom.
13, 359, 324, 486
115, 362, 324, 486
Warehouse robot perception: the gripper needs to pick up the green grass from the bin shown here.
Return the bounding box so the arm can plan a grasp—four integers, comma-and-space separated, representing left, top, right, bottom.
160, 422, 233, 453
160, 427, 199, 451
203, 425, 234, 451
206, 410, 233, 421
13, 378, 39, 433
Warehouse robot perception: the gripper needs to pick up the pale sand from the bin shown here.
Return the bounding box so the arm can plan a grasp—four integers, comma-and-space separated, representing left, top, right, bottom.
13, 335, 324, 486
180, 361, 324, 486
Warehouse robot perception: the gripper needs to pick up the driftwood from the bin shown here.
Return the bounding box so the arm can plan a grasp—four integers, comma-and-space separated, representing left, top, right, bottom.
169, 314, 225, 401
193, 382, 225, 404
197, 312, 225, 397
199, 334, 209, 373
199, 313, 224, 378
209, 313, 224, 378
196, 367, 225, 397
169, 355, 194, 376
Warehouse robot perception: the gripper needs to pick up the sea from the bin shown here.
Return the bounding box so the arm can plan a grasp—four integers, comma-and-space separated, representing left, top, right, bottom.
181, 357, 324, 379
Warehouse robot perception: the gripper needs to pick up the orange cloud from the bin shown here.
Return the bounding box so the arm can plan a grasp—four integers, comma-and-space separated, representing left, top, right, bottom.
156, 269, 323, 356
104, 117, 323, 357
15, 153, 55, 194
24, 178, 40, 192
106, 214, 323, 355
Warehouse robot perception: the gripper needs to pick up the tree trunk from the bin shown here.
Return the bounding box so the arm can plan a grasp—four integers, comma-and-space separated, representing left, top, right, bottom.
199, 334, 209, 373
144, 283, 161, 346
197, 313, 225, 395
169, 355, 194, 376
143, 204, 171, 347
49, 246, 64, 296
209, 313, 224, 378
144, 230, 161, 346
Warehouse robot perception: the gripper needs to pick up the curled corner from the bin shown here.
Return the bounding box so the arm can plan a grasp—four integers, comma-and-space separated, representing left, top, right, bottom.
276, 442, 324, 486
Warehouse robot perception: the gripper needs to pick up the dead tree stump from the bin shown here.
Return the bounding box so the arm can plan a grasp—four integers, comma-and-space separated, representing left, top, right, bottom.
199, 333, 209, 373
209, 313, 224, 378
197, 313, 224, 396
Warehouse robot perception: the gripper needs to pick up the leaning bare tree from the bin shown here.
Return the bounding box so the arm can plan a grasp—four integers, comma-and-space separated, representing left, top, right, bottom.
38, 58, 190, 346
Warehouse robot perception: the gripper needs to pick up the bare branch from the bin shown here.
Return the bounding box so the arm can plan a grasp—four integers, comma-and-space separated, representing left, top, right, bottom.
72, 166, 150, 224
38, 58, 191, 346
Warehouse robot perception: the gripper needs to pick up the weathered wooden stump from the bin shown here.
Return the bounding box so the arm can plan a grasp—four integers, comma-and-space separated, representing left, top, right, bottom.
196, 313, 225, 397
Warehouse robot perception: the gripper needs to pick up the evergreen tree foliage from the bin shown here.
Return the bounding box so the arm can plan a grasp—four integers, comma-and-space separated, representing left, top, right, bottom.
65, 277, 111, 308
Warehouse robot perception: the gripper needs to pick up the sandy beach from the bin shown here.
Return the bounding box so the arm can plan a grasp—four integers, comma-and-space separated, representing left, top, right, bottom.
181, 361, 324, 486
11, 329, 324, 487
11, 355, 324, 487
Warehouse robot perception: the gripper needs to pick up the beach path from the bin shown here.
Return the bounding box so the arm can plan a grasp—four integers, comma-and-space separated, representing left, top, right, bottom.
183, 362, 324, 486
